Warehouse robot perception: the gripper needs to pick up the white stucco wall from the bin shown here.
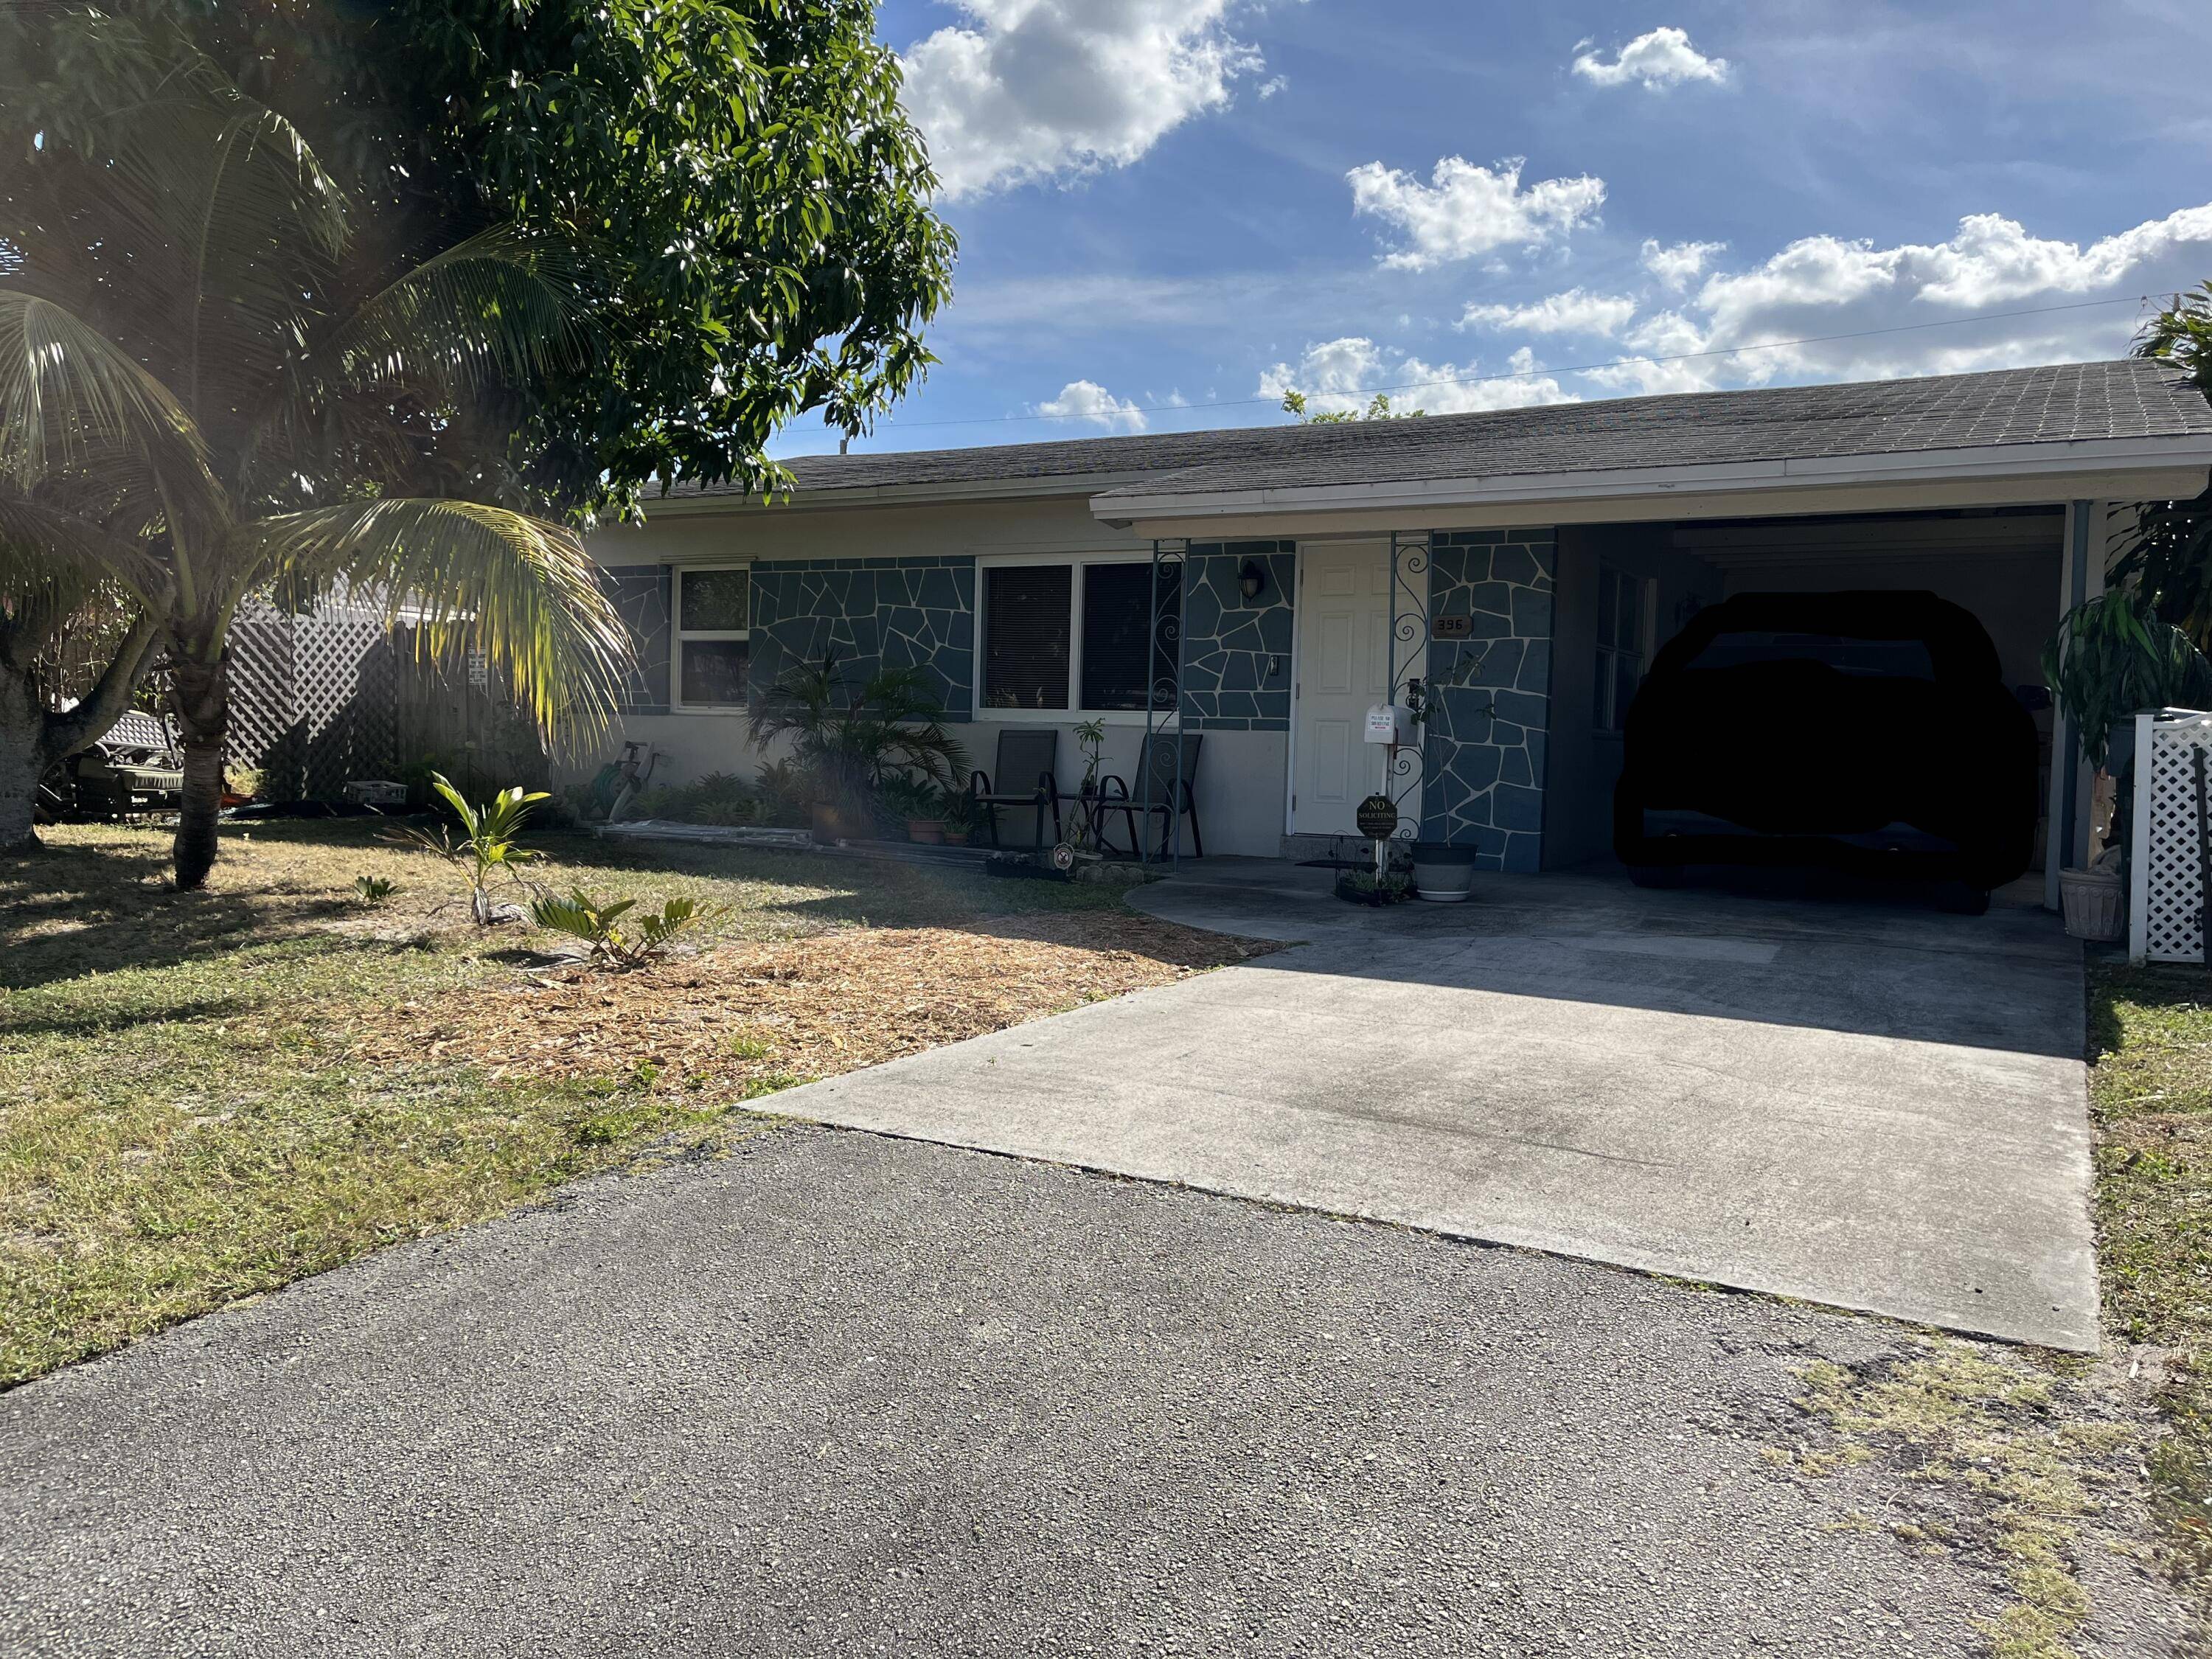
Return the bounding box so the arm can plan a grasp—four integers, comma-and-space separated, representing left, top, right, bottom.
585, 491, 1295, 857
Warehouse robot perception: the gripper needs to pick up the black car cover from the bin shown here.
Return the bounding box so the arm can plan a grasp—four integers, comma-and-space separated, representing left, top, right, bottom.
1613, 591, 2039, 890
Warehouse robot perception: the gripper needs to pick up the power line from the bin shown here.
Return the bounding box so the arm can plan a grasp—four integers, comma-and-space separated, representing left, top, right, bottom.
866, 293, 2166, 434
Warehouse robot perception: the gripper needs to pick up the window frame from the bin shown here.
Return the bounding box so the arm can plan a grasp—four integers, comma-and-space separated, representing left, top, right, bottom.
974, 550, 1183, 725
1592, 564, 1656, 736
670, 563, 751, 713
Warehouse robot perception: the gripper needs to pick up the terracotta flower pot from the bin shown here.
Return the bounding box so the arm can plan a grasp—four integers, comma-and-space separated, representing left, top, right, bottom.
907, 818, 945, 844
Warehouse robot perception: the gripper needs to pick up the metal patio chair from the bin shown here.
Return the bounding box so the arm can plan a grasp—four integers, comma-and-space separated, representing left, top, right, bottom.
1099, 731, 1204, 860
967, 728, 1063, 849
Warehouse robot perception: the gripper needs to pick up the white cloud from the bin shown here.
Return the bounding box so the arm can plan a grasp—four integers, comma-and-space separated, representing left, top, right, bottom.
1571, 27, 1730, 90
1347, 156, 1607, 271
1640, 238, 1726, 292
1461, 288, 1638, 336
1258, 336, 1579, 417
1256, 74, 1288, 100
900, 1, 1270, 200
1579, 311, 1717, 396
1036, 378, 1148, 431
1582, 201, 2212, 396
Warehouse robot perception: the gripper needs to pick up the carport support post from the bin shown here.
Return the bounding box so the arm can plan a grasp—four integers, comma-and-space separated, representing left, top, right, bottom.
2045, 500, 2101, 911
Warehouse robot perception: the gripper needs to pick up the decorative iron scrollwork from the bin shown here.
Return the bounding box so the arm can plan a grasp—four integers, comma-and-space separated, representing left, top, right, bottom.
1140, 540, 1190, 865
1385, 532, 1434, 838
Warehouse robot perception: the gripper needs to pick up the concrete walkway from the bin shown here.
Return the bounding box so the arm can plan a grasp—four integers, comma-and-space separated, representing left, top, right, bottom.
775, 862, 2098, 1349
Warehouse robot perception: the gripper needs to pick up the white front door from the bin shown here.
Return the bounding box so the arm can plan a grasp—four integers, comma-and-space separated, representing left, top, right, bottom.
1291, 541, 1419, 836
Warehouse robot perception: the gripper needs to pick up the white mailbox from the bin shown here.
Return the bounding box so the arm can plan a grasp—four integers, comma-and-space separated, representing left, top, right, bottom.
1364, 703, 1416, 746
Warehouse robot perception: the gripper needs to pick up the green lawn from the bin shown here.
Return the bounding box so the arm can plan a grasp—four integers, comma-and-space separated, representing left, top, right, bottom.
2088, 963, 2212, 1576
0, 822, 1203, 1387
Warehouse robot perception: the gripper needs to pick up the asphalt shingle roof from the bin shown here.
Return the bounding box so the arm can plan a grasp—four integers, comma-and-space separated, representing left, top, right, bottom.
684, 360, 2212, 504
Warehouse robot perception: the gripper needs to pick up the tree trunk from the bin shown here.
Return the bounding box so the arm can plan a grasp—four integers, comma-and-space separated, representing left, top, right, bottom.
170, 651, 229, 891
0, 663, 46, 855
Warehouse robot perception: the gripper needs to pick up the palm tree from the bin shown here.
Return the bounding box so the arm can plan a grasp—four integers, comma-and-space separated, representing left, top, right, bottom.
748, 653, 970, 820
0, 18, 630, 883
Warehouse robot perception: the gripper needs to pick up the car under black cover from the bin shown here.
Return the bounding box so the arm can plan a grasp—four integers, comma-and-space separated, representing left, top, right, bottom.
1613, 590, 2039, 903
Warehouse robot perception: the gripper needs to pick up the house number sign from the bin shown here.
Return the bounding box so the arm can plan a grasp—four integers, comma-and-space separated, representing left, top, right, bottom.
1430, 614, 1474, 640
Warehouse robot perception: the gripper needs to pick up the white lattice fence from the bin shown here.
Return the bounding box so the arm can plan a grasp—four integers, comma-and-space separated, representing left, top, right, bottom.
2129, 709, 2212, 964
225, 599, 400, 799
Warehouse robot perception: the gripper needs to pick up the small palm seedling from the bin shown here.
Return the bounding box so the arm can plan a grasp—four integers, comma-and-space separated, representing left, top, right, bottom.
390, 773, 546, 924
529, 888, 716, 970
353, 874, 397, 907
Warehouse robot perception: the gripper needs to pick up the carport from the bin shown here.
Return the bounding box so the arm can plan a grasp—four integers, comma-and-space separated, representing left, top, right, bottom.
1541, 507, 2067, 880
1095, 361, 2212, 897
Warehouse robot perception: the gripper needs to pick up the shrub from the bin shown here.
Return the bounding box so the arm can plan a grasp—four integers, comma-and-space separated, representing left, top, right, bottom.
748, 653, 968, 820
627, 771, 788, 827
874, 771, 944, 832
353, 874, 397, 907
529, 888, 717, 970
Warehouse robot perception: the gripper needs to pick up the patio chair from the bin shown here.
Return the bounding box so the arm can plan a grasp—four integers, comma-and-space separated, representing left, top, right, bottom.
967, 728, 1063, 849
1099, 732, 1204, 860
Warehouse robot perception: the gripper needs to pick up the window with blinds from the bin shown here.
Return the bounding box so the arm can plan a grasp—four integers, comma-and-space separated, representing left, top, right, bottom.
983, 564, 1073, 709
1082, 561, 1179, 711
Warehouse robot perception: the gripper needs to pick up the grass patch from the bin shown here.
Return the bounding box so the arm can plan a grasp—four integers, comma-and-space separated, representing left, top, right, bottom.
1780, 1343, 2138, 1659
2087, 961, 2212, 1599
0, 821, 1260, 1387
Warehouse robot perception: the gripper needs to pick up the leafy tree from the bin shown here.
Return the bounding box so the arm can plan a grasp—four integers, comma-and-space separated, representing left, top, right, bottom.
2, 0, 954, 878
6, 0, 959, 518
2112, 285, 2212, 650
1279, 390, 1426, 424
2140, 282, 2212, 392
0, 13, 631, 877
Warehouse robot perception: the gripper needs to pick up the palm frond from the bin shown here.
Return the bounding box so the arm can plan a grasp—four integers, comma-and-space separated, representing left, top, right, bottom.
227, 498, 634, 750
75, 88, 350, 443
0, 485, 170, 606
321, 224, 594, 403
0, 288, 212, 495
2137, 283, 2212, 393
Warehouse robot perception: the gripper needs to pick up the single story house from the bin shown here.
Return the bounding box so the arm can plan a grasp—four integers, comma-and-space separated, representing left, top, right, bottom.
585, 359, 2212, 905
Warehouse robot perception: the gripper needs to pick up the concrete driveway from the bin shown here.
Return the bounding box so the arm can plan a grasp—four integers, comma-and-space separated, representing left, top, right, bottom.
779, 863, 2097, 1350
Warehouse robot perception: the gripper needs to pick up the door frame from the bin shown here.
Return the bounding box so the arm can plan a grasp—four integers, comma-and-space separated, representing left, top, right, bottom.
1284, 537, 1425, 838
1279, 554, 1303, 837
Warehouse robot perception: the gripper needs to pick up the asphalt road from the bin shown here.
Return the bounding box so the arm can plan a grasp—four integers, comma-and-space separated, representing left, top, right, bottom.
0, 1127, 2184, 1657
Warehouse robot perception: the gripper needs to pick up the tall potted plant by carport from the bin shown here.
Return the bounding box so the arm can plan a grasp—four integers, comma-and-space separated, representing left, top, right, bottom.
2043, 588, 2212, 939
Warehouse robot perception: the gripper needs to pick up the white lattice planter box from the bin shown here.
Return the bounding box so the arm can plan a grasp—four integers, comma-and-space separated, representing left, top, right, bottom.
2129, 708, 2212, 964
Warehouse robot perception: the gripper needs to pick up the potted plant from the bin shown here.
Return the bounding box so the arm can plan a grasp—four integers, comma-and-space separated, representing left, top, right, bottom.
1410, 841, 1479, 902
2043, 588, 2212, 940
876, 771, 945, 843
1055, 717, 1110, 861
1334, 867, 1412, 905
940, 788, 978, 846
748, 653, 970, 845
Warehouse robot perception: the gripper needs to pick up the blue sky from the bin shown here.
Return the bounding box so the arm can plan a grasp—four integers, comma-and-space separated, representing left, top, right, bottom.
776, 0, 2212, 457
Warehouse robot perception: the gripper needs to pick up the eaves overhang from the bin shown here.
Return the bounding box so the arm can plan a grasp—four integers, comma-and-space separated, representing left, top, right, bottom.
1090, 434, 2212, 538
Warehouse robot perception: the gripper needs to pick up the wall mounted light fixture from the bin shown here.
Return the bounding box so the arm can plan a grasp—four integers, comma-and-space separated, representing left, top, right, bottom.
1238, 559, 1267, 602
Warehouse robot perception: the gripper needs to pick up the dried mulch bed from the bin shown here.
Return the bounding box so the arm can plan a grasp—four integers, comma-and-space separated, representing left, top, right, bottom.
352, 911, 1276, 1097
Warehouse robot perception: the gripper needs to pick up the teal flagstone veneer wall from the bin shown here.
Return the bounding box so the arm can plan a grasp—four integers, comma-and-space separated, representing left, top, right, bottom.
747, 557, 975, 720
1419, 529, 1556, 872
1179, 542, 1296, 731
603, 532, 1554, 867
602, 548, 1298, 733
